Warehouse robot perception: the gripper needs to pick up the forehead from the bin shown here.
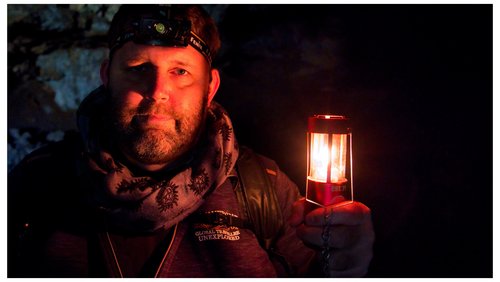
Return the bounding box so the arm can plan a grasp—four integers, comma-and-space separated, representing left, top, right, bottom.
111, 41, 208, 68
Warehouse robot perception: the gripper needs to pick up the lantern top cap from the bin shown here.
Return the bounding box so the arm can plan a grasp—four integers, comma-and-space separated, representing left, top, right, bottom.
313, 114, 348, 120
308, 114, 350, 133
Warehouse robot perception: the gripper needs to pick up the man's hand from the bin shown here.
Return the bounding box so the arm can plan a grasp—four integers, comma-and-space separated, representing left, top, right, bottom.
289, 198, 374, 277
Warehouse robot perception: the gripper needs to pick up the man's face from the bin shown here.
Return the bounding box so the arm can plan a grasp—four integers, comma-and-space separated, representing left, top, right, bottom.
102, 42, 219, 168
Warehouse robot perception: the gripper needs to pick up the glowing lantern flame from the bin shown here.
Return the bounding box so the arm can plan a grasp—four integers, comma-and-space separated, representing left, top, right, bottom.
306, 115, 353, 206
308, 133, 347, 183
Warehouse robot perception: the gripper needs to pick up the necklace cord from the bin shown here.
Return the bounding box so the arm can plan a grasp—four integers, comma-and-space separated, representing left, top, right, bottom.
105, 231, 124, 278
105, 224, 179, 278
154, 224, 179, 278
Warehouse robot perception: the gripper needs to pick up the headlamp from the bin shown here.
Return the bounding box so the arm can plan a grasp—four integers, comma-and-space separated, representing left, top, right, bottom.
111, 17, 212, 64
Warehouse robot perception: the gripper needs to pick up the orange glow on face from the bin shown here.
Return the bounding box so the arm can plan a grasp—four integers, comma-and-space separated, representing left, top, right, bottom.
308, 133, 347, 183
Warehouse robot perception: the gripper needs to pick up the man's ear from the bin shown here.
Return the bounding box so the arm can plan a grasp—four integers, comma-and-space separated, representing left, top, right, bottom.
100, 59, 110, 87
207, 69, 220, 105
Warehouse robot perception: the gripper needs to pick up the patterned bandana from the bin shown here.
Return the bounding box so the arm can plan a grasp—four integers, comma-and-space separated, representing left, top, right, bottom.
77, 86, 239, 233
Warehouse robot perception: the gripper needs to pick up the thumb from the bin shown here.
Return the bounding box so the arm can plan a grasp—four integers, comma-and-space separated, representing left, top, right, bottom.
289, 197, 306, 227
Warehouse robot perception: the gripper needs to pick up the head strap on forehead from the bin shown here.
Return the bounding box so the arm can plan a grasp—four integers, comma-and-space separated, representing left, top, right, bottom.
110, 15, 212, 65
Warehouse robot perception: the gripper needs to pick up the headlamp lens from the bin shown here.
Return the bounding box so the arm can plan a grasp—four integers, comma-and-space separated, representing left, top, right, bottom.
155, 23, 166, 34
137, 18, 191, 47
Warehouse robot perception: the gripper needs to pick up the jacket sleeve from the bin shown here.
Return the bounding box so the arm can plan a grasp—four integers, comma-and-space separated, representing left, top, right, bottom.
8, 145, 55, 277
8, 135, 83, 277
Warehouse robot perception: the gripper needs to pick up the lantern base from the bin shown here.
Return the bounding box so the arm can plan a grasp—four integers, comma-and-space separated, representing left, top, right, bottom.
306, 178, 351, 207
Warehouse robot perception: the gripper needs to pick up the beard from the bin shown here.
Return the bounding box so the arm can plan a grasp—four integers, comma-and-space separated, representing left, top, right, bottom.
108, 95, 208, 166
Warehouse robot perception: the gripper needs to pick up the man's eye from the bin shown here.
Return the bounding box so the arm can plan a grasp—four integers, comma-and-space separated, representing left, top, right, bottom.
174, 68, 188, 75
127, 64, 152, 72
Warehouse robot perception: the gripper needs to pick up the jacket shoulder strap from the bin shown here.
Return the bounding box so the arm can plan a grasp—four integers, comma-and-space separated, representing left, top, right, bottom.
235, 146, 284, 251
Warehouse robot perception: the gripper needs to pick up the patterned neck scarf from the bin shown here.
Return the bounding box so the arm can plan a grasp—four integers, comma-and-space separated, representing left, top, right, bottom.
77, 86, 239, 233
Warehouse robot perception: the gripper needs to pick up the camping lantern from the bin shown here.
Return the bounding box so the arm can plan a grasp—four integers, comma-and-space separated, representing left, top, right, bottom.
306, 115, 353, 207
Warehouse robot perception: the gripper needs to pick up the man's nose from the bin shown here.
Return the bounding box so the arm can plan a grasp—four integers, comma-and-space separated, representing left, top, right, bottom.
148, 73, 170, 102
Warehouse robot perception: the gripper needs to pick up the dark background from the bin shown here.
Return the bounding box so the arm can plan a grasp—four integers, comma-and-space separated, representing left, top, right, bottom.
7, 4, 493, 277
214, 4, 493, 277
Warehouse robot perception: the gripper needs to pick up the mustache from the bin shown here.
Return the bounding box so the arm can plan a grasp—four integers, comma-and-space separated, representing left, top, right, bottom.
133, 100, 173, 116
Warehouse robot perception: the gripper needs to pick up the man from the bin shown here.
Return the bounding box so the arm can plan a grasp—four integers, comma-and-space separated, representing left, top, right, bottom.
8, 4, 374, 277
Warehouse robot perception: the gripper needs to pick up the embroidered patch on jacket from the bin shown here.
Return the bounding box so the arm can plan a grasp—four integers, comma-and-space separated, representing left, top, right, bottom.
193, 210, 241, 242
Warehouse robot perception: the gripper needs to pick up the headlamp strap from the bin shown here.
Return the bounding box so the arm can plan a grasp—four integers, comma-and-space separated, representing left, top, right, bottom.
189, 31, 212, 65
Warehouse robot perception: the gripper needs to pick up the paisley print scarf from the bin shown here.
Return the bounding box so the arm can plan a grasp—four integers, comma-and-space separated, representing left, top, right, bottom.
77, 86, 239, 233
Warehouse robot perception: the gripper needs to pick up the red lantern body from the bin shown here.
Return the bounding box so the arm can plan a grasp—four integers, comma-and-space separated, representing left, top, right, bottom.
306, 115, 353, 207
